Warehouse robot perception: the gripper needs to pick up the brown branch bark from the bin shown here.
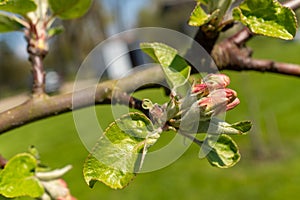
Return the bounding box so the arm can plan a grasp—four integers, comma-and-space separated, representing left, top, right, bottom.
210, 0, 300, 77
284, 0, 300, 10
0, 66, 163, 134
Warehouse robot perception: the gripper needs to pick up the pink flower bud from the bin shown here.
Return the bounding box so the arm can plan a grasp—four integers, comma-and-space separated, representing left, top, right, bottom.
202, 74, 230, 90
223, 88, 240, 110
226, 97, 240, 111
197, 88, 239, 116
191, 83, 208, 95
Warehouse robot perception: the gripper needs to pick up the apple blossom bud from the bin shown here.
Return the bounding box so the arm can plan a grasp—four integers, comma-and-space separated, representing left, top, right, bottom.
197, 88, 239, 116
224, 88, 240, 110
191, 83, 207, 94
202, 74, 230, 90
226, 97, 240, 111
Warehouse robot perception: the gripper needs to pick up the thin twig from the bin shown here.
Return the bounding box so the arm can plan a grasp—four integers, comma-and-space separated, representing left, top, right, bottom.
211, 0, 300, 77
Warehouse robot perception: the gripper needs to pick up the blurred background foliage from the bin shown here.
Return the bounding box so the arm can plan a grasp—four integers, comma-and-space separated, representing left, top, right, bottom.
1, 0, 300, 199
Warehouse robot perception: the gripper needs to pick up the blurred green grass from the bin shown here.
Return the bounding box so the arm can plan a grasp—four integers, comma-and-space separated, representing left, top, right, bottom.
1, 37, 300, 199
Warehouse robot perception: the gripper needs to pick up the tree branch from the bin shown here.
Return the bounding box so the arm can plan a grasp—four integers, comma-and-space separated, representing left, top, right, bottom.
1, 0, 300, 134
0, 66, 163, 134
284, 0, 300, 10
210, 0, 300, 77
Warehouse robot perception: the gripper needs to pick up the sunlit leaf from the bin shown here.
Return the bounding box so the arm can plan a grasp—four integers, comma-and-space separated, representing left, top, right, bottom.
197, 119, 252, 135
0, 0, 37, 16
47, 26, 64, 37
0, 14, 23, 32
180, 108, 252, 135
83, 112, 159, 189
233, 0, 297, 40
188, 3, 209, 26
201, 135, 240, 168
0, 153, 44, 198
48, 0, 92, 19
140, 42, 191, 97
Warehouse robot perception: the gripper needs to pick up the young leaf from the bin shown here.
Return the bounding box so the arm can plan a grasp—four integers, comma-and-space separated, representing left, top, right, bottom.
47, 26, 64, 38
189, 2, 222, 27
188, 3, 209, 26
83, 112, 159, 189
179, 105, 252, 135
0, 14, 24, 33
140, 42, 191, 96
0, 0, 37, 16
197, 119, 252, 135
201, 135, 240, 168
0, 153, 44, 198
48, 0, 92, 19
208, 0, 234, 20
233, 0, 297, 40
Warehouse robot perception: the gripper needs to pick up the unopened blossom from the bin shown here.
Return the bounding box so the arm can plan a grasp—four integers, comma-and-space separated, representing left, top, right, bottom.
191, 83, 208, 96
197, 88, 240, 116
223, 88, 240, 111
202, 74, 230, 90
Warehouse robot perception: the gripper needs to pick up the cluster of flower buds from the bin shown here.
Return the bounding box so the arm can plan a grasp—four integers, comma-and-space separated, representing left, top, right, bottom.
191, 74, 240, 117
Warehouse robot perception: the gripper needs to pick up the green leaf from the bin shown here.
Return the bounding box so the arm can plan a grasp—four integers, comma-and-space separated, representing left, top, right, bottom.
233, 0, 297, 40
0, 0, 37, 16
83, 112, 159, 189
188, 3, 209, 26
201, 135, 240, 168
198, 119, 252, 135
140, 42, 191, 96
0, 153, 44, 198
188, 3, 221, 27
47, 26, 64, 37
48, 0, 92, 19
230, 121, 252, 133
208, 0, 233, 19
0, 14, 24, 32
180, 108, 252, 135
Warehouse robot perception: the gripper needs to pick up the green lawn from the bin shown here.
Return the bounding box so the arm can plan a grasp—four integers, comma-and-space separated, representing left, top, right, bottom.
1, 37, 300, 199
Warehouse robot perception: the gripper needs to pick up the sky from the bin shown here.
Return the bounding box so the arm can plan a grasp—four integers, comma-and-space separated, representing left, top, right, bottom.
101, 0, 150, 35
0, 0, 151, 59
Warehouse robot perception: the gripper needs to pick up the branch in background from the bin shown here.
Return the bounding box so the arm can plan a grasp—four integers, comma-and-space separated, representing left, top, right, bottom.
284, 0, 300, 10
212, 38, 300, 76
0, 66, 163, 134
210, 0, 300, 77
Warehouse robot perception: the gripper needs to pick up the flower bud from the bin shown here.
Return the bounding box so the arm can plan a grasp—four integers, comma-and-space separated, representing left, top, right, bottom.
226, 97, 240, 111
191, 83, 208, 96
197, 88, 239, 116
223, 88, 240, 111
202, 74, 230, 90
